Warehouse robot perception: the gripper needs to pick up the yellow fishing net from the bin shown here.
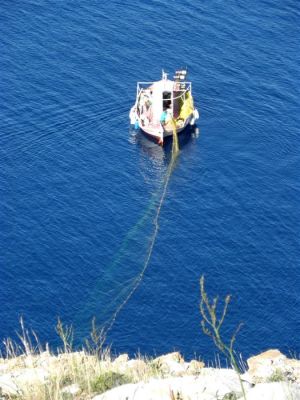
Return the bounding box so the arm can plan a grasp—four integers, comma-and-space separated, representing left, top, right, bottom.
178, 91, 194, 121
171, 118, 179, 154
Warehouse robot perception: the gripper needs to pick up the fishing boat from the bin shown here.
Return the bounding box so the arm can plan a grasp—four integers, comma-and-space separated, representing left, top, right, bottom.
129, 69, 199, 145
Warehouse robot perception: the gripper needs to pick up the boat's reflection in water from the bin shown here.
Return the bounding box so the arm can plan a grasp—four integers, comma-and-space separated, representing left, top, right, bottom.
130, 124, 199, 165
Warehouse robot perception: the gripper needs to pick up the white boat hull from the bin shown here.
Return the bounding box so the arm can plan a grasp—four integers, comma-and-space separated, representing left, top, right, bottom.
138, 113, 194, 139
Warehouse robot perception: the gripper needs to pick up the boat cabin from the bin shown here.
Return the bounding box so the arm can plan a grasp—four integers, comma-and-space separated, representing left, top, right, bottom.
136, 71, 193, 127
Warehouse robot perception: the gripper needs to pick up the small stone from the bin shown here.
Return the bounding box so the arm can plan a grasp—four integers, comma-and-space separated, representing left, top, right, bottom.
153, 352, 185, 376
114, 354, 129, 364
61, 383, 80, 395
154, 352, 184, 364
187, 360, 205, 374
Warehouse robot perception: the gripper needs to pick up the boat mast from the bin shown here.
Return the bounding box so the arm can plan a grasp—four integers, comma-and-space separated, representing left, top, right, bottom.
171, 86, 174, 117
162, 69, 168, 80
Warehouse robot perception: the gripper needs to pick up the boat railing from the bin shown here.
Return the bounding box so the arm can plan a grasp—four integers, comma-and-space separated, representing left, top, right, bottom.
136, 82, 192, 101
137, 81, 192, 85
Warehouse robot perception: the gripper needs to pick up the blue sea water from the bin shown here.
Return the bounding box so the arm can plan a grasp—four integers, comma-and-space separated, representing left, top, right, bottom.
0, 0, 299, 362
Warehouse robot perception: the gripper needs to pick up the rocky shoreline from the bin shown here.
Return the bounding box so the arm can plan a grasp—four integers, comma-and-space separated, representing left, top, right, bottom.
1, 349, 300, 399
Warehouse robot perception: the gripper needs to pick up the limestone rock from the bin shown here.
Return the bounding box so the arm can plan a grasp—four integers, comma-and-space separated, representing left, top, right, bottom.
0, 373, 20, 396
244, 349, 300, 384
186, 359, 205, 375
125, 359, 148, 378
111, 354, 131, 375
13, 367, 48, 384
0, 367, 48, 396
153, 352, 186, 376
92, 369, 244, 400
61, 383, 80, 395
248, 350, 286, 371
240, 382, 300, 400
284, 358, 300, 383
154, 352, 184, 364
0, 364, 9, 374
113, 354, 129, 364
33, 351, 52, 369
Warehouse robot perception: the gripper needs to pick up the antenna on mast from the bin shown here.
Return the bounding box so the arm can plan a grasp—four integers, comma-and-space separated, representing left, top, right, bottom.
162, 69, 168, 80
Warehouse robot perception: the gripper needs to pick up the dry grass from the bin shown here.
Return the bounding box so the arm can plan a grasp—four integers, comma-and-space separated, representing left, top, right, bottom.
0, 319, 169, 400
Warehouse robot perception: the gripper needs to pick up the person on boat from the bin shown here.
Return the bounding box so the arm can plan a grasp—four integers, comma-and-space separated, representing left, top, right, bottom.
160, 107, 169, 123
160, 106, 172, 128
145, 99, 153, 123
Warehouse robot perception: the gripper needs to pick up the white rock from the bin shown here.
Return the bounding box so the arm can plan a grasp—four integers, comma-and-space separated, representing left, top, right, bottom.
153, 352, 186, 376
0, 373, 20, 395
153, 352, 184, 365
125, 359, 148, 378
61, 383, 80, 395
0, 366, 48, 396
186, 359, 205, 374
113, 354, 129, 364
12, 367, 48, 384
239, 382, 300, 400
0, 362, 9, 374
34, 351, 52, 369
247, 350, 286, 367
245, 349, 300, 384
92, 370, 245, 400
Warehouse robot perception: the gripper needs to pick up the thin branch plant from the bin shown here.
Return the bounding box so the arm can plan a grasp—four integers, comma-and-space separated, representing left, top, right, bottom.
199, 275, 246, 399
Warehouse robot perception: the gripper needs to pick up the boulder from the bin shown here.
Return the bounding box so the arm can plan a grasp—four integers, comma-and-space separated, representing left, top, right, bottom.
153, 353, 184, 364
244, 349, 300, 384
153, 352, 186, 376
186, 360, 205, 375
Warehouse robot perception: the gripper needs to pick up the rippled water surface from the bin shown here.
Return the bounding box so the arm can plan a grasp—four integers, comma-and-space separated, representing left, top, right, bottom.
1, 0, 299, 360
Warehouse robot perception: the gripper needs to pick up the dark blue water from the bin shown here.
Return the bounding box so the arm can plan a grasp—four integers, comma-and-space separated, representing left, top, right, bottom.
1, 0, 299, 361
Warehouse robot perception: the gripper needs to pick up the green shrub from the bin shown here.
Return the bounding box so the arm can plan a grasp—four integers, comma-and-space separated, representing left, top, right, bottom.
91, 371, 132, 394
60, 374, 73, 387
222, 392, 238, 400
267, 369, 285, 382
148, 359, 164, 377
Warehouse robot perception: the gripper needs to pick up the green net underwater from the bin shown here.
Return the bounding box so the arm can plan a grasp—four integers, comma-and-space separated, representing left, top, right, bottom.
76, 124, 180, 339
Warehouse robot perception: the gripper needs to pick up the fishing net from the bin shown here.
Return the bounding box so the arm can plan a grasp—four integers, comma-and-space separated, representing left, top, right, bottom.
77, 126, 180, 338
